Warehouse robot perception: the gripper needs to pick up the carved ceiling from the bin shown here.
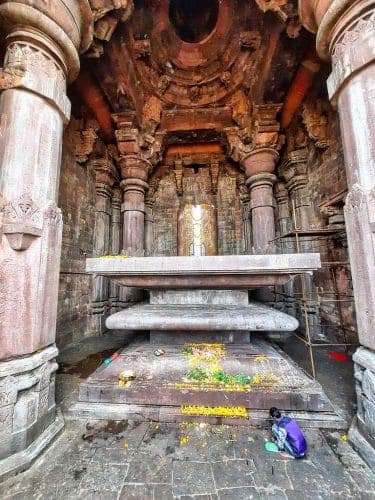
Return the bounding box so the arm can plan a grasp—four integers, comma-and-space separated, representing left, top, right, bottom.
72, 0, 314, 149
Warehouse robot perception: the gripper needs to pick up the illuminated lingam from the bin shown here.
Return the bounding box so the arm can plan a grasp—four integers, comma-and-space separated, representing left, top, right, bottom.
178, 203, 218, 256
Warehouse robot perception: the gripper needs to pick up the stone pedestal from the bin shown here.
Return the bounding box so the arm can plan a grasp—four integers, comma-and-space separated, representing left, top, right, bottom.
315, 0, 375, 466
0, 0, 88, 478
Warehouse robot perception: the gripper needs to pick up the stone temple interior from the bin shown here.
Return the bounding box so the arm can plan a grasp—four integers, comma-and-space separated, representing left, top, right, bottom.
0, 0, 375, 480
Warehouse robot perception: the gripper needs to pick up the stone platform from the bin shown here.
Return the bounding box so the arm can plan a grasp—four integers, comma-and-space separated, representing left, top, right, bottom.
86, 254, 321, 289
106, 301, 299, 332
72, 339, 343, 426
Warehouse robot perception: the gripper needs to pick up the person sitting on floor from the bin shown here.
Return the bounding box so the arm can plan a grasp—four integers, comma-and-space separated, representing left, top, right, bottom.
269, 407, 307, 459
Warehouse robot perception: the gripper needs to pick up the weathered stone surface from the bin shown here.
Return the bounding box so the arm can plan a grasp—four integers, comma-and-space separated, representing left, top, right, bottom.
106, 301, 299, 332
0, 346, 60, 476
76, 339, 334, 415
363, 370, 375, 403
150, 289, 250, 306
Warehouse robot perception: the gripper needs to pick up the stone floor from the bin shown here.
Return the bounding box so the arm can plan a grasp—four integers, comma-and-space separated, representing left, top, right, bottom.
0, 419, 374, 499
0, 333, 374, 499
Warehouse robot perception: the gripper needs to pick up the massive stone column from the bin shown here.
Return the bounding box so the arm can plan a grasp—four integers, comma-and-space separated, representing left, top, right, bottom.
242, 148, 278, 253
120, 156, 149, 256
0, 0, 90, 478
309, 0, 375, 467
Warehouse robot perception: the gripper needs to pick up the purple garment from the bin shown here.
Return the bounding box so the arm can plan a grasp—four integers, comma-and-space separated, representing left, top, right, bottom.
278, 416, 307, 456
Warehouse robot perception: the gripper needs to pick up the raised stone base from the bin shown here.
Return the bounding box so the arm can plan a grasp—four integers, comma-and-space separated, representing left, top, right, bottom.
0, 345, 61, 480
73, 338, 342, 425
0, 410, 64, 481
350, 347, 375, 468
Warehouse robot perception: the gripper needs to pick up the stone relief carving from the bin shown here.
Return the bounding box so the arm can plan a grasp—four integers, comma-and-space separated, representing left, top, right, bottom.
302, 99, 329, 149
1, 194, 43, 251
85, 0, 134, 57
329, 11, 375, 98
5, 42, 66, 93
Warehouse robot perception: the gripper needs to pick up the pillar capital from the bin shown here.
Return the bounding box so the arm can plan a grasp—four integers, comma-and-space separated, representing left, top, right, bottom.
317, 1, 375, 100
0, 1, 92, 82
90, 157, 119, 189
241, 148, 279, 179
119, 155, 151, 182
274, 182, 289, 205
279, 150, 308, 187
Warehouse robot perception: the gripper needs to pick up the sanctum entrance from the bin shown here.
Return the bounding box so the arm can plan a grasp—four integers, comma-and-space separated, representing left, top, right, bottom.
0, 0, 375, 479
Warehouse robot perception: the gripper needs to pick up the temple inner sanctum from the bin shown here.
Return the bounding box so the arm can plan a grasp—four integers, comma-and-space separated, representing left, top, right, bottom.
0, 0, 375, 481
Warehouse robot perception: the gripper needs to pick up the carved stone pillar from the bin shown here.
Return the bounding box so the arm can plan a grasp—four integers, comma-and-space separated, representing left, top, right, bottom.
89, 158, 118, 334
275, 183, 295, 316
239, 181, 252, 253
109, 187, 122, 312
242, 148, 278, 253
120, 156, 149, 255
279, 151, 323, 340
313, 0, 375, 466
0, 0, 90, 478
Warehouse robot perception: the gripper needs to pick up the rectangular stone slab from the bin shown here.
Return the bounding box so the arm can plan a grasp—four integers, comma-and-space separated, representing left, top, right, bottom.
86, 254, 321, 289
105, 301, 299, 331
77, 339, 334, 413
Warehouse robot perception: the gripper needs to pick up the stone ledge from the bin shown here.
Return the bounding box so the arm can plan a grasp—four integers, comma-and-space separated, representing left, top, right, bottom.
0, 345, 58, 378
0, 409, 64, 482
68, 403, 347, 429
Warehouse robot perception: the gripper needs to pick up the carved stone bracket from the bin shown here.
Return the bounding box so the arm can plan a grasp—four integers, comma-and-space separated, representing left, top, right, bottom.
302, 99, 330, 148
85, 0, 134, 58
0, 195, 62, 251
279, 149, 308, 189
253, 104, 283, 149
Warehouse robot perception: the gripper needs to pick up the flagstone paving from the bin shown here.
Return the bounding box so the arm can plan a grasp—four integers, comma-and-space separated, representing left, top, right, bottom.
0, 419, 374, 499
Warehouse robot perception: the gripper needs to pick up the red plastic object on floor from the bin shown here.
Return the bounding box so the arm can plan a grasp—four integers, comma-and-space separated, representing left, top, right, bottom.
327, 351, 350, 362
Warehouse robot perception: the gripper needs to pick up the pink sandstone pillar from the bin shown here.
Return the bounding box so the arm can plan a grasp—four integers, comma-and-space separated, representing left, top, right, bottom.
120, 156, 150, 255
242, 148, 278, 253
0, 0, 91, 478
310, 0, 375, 466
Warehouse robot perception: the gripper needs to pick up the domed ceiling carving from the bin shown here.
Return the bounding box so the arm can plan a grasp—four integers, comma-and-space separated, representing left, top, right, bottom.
75, 0, 312, 144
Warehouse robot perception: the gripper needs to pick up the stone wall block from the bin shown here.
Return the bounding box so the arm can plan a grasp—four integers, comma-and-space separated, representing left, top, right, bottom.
363, 369, 375, 403
356, 382, 365, 420
362, 397, 375, 434
0, 377, 18, 406
354, 363, 364, 382
12, 392, 39, 433
0, 405, 14, 437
